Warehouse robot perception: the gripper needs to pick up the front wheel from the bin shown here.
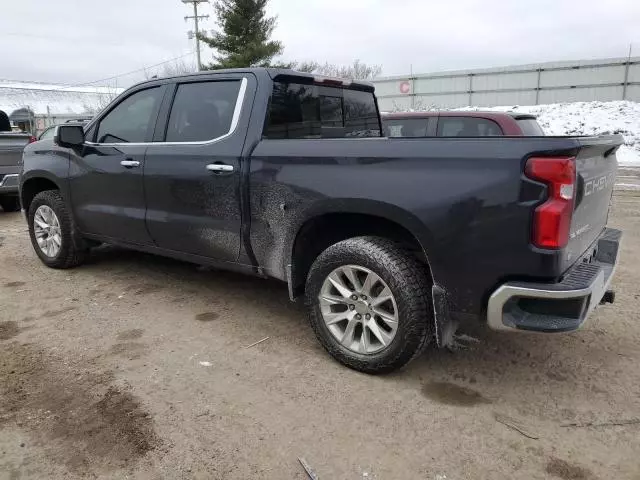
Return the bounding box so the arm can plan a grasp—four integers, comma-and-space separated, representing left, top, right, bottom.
28, 190, 87, 269
305, 236, 433, 374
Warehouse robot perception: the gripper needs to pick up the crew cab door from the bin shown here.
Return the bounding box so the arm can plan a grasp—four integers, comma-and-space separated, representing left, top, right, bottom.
143, 74, 255, 261
70, 85, 166, 244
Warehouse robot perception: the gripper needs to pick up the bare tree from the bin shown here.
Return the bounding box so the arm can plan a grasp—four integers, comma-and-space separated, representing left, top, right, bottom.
287, 60, 382, 80
81, 87, 121, 115
314, 60, 382, 80
143, 59, 197, 80
160, 58, 197, 77
391, 99, 439, 113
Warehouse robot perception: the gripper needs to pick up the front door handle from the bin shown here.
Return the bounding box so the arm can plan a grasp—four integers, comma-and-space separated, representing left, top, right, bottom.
121, 159, 141, 168
206, 163, 234, 173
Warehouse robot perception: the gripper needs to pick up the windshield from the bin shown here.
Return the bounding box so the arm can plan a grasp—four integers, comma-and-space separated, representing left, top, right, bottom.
39, 127, 56, 140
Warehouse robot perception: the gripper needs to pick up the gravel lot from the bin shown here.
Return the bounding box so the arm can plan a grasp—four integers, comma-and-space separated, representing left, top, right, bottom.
1, 192, 639, 480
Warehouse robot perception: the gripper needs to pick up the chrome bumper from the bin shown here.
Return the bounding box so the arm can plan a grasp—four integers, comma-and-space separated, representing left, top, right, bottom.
487, 228, 622, 333
0, 174, 19, 193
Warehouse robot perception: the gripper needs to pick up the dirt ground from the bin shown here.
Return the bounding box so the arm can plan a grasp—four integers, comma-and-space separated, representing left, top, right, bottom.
1, 193, 639, 480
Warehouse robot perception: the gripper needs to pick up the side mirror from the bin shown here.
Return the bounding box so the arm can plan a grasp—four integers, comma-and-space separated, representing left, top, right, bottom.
54, 125, 85, 148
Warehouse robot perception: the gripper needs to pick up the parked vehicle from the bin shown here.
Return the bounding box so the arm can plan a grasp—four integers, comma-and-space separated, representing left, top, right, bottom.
38, 120, 91, 141
382, 111, 544, 137
38, 125, 58, 141
0, 110, 34, 212
19, 69, 623, 373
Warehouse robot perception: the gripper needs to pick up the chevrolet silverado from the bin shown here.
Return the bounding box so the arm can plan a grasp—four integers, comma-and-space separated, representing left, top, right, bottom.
19, 68, 623, 373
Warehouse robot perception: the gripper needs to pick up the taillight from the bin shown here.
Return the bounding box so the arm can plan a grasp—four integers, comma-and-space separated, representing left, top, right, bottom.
28, 136, 37, 143
525, 156, 576, 249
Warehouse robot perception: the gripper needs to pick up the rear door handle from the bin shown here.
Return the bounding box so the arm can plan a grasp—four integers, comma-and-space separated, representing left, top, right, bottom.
120, 159, 140, 168
206, 163, 234, 173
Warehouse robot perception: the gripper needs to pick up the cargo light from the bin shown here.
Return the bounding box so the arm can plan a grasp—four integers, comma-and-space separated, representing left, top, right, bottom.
313, 75, 352, 87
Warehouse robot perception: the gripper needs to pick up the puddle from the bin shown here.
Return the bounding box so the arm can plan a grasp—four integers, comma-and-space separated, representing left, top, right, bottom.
422, 381, 491, 406
0, 321, 20, 340
195, 312, 219, 322
546, 456, 594, 480
117, 329, 145, 341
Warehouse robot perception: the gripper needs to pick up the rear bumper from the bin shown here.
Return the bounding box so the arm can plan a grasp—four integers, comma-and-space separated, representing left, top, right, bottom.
0, 174, 19, 194
487, 228, 622, 333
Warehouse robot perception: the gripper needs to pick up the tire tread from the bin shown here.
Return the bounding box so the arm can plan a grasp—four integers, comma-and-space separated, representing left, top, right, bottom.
305, 236, 433, 374
28, 190, 86, 269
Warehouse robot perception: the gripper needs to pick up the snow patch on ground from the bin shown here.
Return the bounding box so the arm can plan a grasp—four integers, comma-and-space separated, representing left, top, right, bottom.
459, 101, 640, 166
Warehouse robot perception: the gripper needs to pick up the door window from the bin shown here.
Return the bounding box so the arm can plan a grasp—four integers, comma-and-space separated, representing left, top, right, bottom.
437, 117, 502, 137
165, 80, 242, 142
96, 87, 162, 143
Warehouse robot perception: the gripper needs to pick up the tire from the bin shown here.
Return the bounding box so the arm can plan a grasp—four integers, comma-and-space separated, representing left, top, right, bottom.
305, 236, 433, 374
0, 196, 20, 212
28, 190, 87, 269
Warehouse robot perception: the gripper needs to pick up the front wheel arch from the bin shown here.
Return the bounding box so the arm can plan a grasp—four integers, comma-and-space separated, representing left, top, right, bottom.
20, 176, 61, 213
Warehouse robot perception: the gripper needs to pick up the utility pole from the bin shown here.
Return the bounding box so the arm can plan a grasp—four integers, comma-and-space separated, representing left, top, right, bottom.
622, 43, 633, 101
182, 0, 209, 71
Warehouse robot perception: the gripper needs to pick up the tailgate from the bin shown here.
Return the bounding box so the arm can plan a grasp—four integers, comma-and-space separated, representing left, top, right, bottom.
0, 135, 30, 172
565, 135, 622, 268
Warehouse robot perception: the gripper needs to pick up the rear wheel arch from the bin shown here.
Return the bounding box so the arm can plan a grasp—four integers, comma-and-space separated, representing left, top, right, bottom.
288, 209, 435, 299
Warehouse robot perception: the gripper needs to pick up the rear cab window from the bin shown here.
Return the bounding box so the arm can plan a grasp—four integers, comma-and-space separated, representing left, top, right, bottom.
437, 117, 503, 137
516, 118, 545, 136
382, 118, 429, 138
264, 81, 381, 139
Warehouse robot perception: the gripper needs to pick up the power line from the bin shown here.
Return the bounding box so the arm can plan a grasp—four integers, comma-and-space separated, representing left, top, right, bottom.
60, 51, 197, 89
0, 50, 197, 92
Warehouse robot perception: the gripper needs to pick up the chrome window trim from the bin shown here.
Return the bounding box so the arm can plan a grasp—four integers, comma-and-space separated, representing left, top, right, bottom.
85, 77, 248, 147
0, 174, 19, 188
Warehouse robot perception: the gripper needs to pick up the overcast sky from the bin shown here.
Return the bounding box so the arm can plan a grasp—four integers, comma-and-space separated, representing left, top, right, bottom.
1, 0, 639, 87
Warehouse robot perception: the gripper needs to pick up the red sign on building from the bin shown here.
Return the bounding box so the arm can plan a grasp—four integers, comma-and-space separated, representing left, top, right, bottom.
399, 81, 411, 94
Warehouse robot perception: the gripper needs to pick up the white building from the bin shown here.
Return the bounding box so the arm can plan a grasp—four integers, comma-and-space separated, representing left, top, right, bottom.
0, 80, 123, 135
373, 56, 640, 111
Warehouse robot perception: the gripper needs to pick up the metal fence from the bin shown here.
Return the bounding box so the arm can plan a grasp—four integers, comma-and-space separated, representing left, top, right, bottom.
372, 56, 640, 111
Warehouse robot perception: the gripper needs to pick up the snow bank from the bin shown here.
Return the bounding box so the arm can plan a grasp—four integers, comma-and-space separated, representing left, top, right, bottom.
459, 101, 640, 166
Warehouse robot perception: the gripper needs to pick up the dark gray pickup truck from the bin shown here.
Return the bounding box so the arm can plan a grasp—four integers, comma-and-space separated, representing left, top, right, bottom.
0, 111, 33, 212
19, 68, 623, 373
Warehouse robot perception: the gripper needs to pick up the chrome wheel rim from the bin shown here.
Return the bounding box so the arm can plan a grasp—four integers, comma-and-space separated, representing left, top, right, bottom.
34, 205, 62, 258
319, 265, 399, 355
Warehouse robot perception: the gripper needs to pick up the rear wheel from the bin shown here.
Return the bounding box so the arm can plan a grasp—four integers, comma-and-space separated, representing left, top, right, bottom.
0, 196, 20, 212
305, 236, 433, 374
28, 190, 87, 269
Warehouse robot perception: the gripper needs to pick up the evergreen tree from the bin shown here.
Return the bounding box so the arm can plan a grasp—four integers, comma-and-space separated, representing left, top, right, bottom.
199, 0, 283, 69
